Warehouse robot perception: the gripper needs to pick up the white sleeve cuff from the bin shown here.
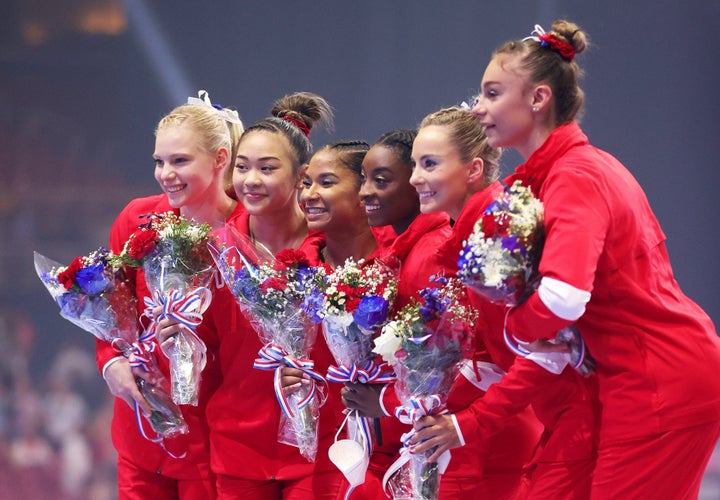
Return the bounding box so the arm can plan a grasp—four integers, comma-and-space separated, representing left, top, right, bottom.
450, 414, 465, 447
379, 384, 392, 417
102, 356, 126, 379
538, 276, 591, 321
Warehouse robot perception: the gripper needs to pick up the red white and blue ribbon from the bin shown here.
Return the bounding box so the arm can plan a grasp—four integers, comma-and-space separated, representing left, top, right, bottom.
111, 328, 157, 372
326, 359, 396, 385
326, 360, 395, 458
111, 330, 186, 458
143, 287, 211, 345
253, 343, 328, 419
382, 394, 451, 494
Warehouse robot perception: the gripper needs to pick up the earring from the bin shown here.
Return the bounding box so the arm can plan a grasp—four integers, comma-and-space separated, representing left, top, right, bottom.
532, 106, 539, 112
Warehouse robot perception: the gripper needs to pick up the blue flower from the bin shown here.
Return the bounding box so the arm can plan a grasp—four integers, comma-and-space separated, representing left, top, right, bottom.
75, 263, 111, 295
302, 287, 325, 323
354, 295, 389, 330
234, 268, 258, 300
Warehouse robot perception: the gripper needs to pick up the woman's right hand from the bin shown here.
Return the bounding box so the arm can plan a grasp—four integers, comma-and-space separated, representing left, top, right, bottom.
341, 383, 386, 418
104, 358, 152, 416
280, 366, 311, 396
155, 307, 183, 350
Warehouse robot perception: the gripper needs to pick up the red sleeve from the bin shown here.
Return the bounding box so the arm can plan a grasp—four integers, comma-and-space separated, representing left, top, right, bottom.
95, 197, 163, 372
455, 357, 554, 442
381, 382, 402, 416
508, 164, 609, 341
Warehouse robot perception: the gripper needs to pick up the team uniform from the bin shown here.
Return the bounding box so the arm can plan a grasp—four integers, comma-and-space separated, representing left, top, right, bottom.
374, 207, 543, 499
205, 211, 344, 500
349, 214, 453, 498
505, 122, 720, 498
96, 194, 244, 499
437, 184, 595, 499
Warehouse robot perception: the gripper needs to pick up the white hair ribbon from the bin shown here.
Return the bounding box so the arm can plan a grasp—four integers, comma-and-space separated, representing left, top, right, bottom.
187, 89, 243, 126
523, 24, 546, 42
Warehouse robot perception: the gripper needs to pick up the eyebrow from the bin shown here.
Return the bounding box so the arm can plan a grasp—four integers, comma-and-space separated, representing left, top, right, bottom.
236, 155, 281, 162
370, 166, 393, 174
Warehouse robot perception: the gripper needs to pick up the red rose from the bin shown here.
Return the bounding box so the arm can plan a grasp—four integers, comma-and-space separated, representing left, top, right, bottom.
480, 213, 497, 236
260, 276, 288, 293
275, 249, 309, 270
57, 256, 83, 290
494, 212, 511, 236
127, 229, 158, 260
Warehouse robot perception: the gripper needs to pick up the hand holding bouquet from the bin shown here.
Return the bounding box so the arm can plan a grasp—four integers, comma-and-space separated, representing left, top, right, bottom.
458, 180, 595, 376
209, 226, 327, 462
119, 212, 214, 405
373, 276, 476, 500
34, 249, 187, 438
304, 256, 398, 483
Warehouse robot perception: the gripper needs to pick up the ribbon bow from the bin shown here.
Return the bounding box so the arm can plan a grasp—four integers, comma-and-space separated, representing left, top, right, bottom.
187, 89, 243, 125
395, 394, 446, 426
382, 394, 451, 494
326, 359, 396, 385
253, 343, 328, 419
111, 329, 187, 459
111, 329, 157, 371
523, 24, 576, 61
142, 287, 211, 354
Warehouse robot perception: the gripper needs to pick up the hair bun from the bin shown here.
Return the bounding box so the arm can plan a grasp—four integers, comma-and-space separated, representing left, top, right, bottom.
270, 92, 334, 135
552, 20, 587, 56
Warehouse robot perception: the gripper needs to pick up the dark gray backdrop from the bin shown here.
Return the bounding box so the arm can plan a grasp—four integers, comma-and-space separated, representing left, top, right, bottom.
2, 0, 719, 371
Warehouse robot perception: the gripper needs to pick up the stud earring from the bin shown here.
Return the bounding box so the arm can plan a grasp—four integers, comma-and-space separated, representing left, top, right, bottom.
532, 106, 539, 112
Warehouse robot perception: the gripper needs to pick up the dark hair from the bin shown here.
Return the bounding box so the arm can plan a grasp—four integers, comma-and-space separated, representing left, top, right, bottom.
494, 19, 588, 124
375, 129, 417, 167
242, 92, 334, 172
318, 140, 370, 188
419, 107, 501, 185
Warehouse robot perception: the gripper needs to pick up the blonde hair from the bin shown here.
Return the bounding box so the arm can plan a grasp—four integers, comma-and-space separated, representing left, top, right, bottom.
156, 103, 243, 196
419, 106, 501, 185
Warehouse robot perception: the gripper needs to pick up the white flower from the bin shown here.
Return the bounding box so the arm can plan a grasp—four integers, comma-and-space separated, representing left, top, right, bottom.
372, 321, 404, 364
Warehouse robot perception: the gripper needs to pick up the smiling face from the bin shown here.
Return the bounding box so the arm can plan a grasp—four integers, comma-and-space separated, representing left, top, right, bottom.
300, 149, 365, 233
359, 144, 419, 232
471, 55, 537, 158
232, 130, 301, 216
153, 123, 224, 210
409, 125, 472, 220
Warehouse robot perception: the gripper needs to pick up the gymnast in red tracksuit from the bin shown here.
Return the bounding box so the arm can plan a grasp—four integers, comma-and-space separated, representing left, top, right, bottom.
97, 94, 244, 499
346, 127, 543, 499
198, 92, 347, 500
470, 19, 720, 499
286, 139, 393, 499
408, 106, 598, 499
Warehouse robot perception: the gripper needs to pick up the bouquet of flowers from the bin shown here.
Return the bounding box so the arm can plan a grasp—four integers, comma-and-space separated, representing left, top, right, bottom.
313, 257, 398, 378
119, 212, 214, 406
373, 276, 476, 500
458, 180, 595, 376
304, 257, 398, 482
209, 226, 327, 462
34, 249, 187, 438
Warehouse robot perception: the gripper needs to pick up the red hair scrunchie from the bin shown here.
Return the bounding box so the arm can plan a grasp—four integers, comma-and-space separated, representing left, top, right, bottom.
538, 33, 576, 61
281, 115, 311, 137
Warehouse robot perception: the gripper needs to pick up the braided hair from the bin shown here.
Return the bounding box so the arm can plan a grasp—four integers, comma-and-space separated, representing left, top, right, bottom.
375, 129, 417, 167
